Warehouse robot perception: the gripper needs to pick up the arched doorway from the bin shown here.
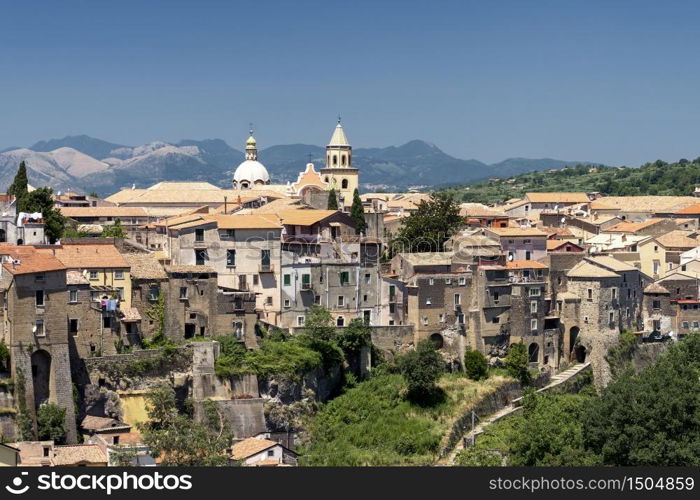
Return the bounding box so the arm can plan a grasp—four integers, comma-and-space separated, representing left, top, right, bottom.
528, 343, 539, 363
569, 326, 580, 359
429, 333, 444, 350
31, 350, 52, 408
574, 345, 586, 363
0, 228, 6, 243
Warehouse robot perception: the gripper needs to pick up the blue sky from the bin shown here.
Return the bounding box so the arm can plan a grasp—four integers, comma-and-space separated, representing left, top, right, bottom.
2, 0, 700, 166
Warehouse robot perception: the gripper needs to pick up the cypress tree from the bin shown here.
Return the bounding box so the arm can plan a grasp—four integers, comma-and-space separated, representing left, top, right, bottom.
350, 188, 367, 235
327, 188, 338, 210
7, 161, 29, 211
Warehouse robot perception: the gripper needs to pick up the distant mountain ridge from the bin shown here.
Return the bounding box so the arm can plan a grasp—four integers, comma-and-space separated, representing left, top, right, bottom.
0, 135, 598, 197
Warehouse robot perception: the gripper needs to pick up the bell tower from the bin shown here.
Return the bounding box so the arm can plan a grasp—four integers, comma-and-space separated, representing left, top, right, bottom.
320, 117, 358, 208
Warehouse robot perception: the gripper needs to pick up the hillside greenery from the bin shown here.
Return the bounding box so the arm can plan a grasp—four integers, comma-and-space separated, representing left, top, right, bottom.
442, 159, 700, 204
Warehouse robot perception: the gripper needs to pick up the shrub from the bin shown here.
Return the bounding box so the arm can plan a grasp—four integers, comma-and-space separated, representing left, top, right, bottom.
37, 402, 67, 444
398, 340, 444, 402
464, 349, 488, 381
504, 342, 531, 385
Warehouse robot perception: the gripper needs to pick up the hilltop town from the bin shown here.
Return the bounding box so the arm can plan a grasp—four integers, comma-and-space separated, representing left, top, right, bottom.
0, 121, 699, 466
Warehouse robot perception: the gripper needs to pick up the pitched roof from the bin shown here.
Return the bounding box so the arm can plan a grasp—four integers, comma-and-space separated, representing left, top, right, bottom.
0, 246, 66, 275
277, 209, 340, 226
567, 261, 620, 279
525, 192, 590, 204
39, 243, 129, 269
165, 265, 216, 274
231, 438, 279, 460
506, 260, 548, 269
644, 283, 670, 294
488, 227, 547, 237
672, 203, 700, 215
604, 218, 665, 233
81, 415, 131, 432
122, 253, 167, 279
328, 123, 350, 147
459, 203, 507, 218
399, 252, 454, 266
52, 444, 107, 465
546, 240, 583, 251
207, 214, 281, 230
586, 255, 638, 272
654, 230, 698, 249
59, 207, 148, 218
590, 196, 699, 213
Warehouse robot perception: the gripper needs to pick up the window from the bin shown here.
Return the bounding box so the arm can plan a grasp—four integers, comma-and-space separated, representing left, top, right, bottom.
652, 300, 661, 309
297, 316, 305, 326
682, 321, 690, 328
609, 312, 614, 324
445, 278, 451, 285
493, 292, 500, 303
69, 289, 78, 303
89, 271, 98, 280
148, 285, 160, 301
301, 274, 311, 289
340, 271, 350, 285
458, 313, 465, 324
523, 239, 531, 244
363, 294, 368, 302
195, 249, 208, 266
116, 287, 124, 300
587, 288, 593, 300
612, 288, 617, 299
530, 301, 538, 313
653, 245, 658, 252
91, 291, 100, 302
261, 249, 271, 269
267, 450, 274, 458
426, 297, 432, 305
284, 299, 291, 308
226, 250, 236, 267
421, 316, 428, 326
69, 319, 78, 334
283, 274, 291, 286
337, 316, 345, 326
221, 229, 235, 239
253, 274, 259, 286
529, 287, 540, 297
389, 285, 396, 300
341, 179, 348, 189
439, 313, 445, 323
364, 273, 371, 284
103, 316, 111, 329
389, 303, 396, 313
338, 296, 345, 307
525, 250, 531, 260
429, 277, 434, 285
265, 296, 272, 305
36, 290, 44, 307
531, 319, 538, 331
115, 270, 124, 280
314, 295, 321, 304
454, 293, 461, 305
492, 316, 500, 324
459, 277, 466, 285
682, 265, 687, 271
179, 287, 188, 299
35, 319, 45, 337
195, 229, 205, 242
35, 274, 45, 282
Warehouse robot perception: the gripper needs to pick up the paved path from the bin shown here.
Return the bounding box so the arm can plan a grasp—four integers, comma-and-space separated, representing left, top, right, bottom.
446, 362, 591, 464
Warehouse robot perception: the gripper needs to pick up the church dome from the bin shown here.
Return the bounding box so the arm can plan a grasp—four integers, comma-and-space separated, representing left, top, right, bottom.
233, 160, 270, 188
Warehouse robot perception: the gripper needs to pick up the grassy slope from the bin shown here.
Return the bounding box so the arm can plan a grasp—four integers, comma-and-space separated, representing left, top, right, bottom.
300, 372, 513, 466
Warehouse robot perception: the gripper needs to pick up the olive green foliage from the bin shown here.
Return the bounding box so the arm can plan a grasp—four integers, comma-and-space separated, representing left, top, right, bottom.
336, 318, 371, 359
456, 446, 503, 466
23, 187, 66, 244
504, 342, 531, 385
101, 218, 127, 238
583, 333, 700, 465
245, 339, 324, 378
464, 349, 488, 381
398, 339, 445, 402
390, 192, 462, 254
143, 290, 167, 347
37, 402, 67, 445
443, 159, 700, 205
605, 330, 639, 378
0, 341, 9, 371
327, 188, 338, 210
213, 336, 248, 378
13, 368, 34, 440
138, 385, 234, 466
301, 374, 443, 465
350, 188, 367, 234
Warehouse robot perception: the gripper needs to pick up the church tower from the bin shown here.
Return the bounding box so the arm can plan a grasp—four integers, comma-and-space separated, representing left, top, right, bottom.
320, 118, 358, 208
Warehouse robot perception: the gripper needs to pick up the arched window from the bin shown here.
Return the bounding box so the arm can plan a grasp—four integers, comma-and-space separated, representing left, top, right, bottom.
333, 155, 338, 166
324, 177, 329, 183
337, 316, 345, 327
341, 179, 348, 189
341, 155, 346, 166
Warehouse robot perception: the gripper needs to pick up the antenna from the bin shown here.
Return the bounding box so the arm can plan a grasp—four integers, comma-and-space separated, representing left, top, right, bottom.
249, 122, 254, 135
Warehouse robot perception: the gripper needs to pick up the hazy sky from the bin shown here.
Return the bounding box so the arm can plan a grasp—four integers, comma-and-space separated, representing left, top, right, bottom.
2, 0, 700, 166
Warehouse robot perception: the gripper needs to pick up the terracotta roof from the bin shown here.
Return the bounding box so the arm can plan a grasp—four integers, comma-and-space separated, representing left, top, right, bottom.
165, 265, 216, 274
239, 198, 304, 214
673, 203, 700, 215
545, 226, 575, 238
398, 252, 454, 266
506, 260, 548, 269
525, 192, 590, 203
277, 209, 340, 226
53, 444, 107, 465
590, 196, 698, 213
644, 283, 670, 294
488, 227, 547, 237
231, 438, 278, 460
207, 214, 281, 230
81, 415, 131, 432
654, 230, 698, 249
459, 203, 507, 218
0, 246, 66, 275
546, 240, 583, 251
586, 255, 638, 272
38, 243, 129, 269
567, 261, 619, 279
59, 207, 148, 218
120, 307, 142, 322
122, 253, 167, 279
604, 218, 665, 233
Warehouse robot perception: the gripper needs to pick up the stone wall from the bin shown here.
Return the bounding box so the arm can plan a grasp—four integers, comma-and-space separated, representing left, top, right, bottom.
370, 325, 415, 360
194, 398, 266, 439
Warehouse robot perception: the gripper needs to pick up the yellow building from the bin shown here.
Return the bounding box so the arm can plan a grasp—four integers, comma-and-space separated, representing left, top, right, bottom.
637, 230, 698, 279
320, 119, 359, 208
38, 242, 132, 308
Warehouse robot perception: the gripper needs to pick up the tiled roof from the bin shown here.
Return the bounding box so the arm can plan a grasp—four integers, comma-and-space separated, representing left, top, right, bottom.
644, 283, 670, 294
53, 444, 107, 465
208, 214, 281, 230
546, 240, 583, 251
165, 265, 216, 274
38, 243, 128, 269
590, 196, 698, 213
277, 210, 340, 226
525, 192, 590, 203
673, 203, 700, 215
604, 218, 665, 233
122, 253, 167, 279
506, 260, 548, 269
459, 203, 507, 218
231, 438, 278, 460
488, 227, 547, 237
0, 246, 66, 275
654, 230, 698, 249
59, 207, 148, 218
586, 255, 638, 272
567, 261, 619, 279
398, 252, 454, 266
81, 415, 131, 432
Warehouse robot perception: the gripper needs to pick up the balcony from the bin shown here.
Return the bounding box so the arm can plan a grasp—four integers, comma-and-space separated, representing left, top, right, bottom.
484, 295, 511, 308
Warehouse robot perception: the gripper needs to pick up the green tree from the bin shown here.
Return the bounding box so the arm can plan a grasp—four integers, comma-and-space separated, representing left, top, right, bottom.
398, 339, 444, 402
390, 192, 462, 254
101, 217, 127, 238
336, 318, 371, 359
23, 187, 65, 243
327, 188, 338, 210
464, 349, 488, 381
7, 161, 29, 209
138, 385, 234, 466
582, 334, 700, 465
303, 304, 336, 342
350, 188, 367, 235
504, 342, 531, 385
37, 402, 67, 444
0, 341, 9, 372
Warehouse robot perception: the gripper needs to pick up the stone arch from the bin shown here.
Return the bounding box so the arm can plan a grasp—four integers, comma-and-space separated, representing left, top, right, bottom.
430, 333, 444, 350
31, 349, 52, 408
528, 342, 539, 363
569, 326, 580, 358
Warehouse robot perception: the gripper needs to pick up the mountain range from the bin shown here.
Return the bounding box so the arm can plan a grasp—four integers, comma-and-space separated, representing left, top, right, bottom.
0, 135, 598, 197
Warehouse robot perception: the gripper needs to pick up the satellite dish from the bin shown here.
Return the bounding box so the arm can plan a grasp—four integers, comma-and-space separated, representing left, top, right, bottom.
508, 254, 514, 261
561, 217, 566, 224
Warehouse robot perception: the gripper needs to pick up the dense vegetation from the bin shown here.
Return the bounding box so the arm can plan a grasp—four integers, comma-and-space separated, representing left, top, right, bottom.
442, 158, 700, 204
457, 334, 700, 466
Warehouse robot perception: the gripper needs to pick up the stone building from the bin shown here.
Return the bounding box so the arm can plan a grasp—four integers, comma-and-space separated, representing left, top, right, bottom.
163, 265, 219, 341
319, 120, 358, 208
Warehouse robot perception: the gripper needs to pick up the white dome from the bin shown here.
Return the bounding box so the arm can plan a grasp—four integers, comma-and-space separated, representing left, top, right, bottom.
233, 159, 270, 187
